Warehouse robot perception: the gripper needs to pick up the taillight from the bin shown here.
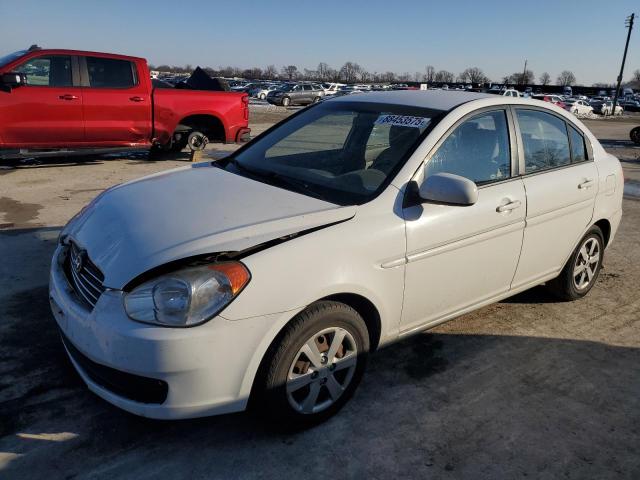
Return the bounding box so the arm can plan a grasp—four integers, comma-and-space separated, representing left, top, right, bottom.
241, 94, 249, 120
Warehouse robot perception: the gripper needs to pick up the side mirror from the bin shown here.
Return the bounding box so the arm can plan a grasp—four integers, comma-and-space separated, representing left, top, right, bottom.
419, 172, 478, 206
1, 72, 25, 88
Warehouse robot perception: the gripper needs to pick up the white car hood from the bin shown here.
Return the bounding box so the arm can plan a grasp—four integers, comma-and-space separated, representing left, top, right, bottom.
64, 164, 355, 289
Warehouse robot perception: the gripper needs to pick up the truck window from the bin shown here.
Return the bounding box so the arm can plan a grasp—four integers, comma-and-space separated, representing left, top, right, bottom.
86, 57, 136, 88
14, 56, 72, 87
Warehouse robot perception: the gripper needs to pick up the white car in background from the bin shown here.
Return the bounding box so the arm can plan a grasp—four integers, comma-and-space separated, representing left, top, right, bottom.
254, 84, 280, 100
50, 91, 623, 427
321, 83, 346, 95
564, 99, 594, 116
502, 89, 522, 97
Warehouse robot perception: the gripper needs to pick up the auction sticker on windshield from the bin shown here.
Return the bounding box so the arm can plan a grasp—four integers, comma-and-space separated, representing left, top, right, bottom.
375, 115, 430, 129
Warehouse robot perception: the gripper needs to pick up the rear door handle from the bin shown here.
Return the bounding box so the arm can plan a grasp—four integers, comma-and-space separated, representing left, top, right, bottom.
59, 94, 79, 100
129, 96, 145, 102
578, 178, 595, 189
496, 200, 522, 213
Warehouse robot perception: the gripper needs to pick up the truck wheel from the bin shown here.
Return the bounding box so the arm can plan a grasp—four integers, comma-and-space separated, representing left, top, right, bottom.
252, 301, 369, 429
630, 126, 640, 144
187, 131, 209, 151
282, 97, 291, 107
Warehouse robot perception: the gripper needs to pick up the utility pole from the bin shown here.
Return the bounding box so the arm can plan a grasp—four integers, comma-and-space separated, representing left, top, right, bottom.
521, 59, 528, 86
612, 13, 634, 116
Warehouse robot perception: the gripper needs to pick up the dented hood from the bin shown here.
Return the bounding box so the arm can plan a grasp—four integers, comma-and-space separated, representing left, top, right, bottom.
63, 164, 355, 289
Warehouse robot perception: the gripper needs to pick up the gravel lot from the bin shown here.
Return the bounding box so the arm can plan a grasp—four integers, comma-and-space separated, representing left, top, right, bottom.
0, 107, 639, 479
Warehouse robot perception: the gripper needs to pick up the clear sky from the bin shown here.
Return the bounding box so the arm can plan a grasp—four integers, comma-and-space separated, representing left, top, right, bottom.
2, 0, 638, 85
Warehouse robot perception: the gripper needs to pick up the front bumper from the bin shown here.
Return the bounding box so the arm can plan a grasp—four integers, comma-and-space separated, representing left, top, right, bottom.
48, 245, 280, 419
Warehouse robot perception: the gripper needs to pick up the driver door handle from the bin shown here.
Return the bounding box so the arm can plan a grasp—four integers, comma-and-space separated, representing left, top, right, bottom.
59, 94, 79, 100
496, 200, 522, 213
129, 96, 145, 102
578, 178, 595, 189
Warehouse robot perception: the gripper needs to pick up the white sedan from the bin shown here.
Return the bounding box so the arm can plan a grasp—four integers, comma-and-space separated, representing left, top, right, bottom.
50, 91, 623, 427
566, 99, 594, 116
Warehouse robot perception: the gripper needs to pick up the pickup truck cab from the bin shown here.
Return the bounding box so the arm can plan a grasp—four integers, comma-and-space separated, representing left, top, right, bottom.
0, 47, 250, 157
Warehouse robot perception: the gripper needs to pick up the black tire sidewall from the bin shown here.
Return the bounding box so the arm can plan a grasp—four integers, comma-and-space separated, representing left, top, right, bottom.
258, 302, 369, 427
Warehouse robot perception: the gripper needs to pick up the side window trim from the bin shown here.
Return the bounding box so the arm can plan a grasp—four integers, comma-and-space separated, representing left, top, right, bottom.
511, 106, 594, 178
422, 107, 517, 188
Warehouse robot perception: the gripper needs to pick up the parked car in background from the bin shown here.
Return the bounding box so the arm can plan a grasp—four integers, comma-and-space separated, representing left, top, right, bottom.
601, 101, 623, 116
0, 47, 250, 157
502, 89, 521, 98
321, 83, 346, 95
266, 83, 324, 106
563, 99, 594, 116
532, 94, 566, 109
253, 84, 280, 100
50, 91, 623, 427
620, 99, 640, 112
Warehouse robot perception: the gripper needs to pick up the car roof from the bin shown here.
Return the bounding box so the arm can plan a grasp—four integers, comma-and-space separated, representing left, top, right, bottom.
328, 90, 493, 111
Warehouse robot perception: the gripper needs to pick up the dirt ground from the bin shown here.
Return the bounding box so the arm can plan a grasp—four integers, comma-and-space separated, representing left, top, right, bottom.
0, 107, 639, 479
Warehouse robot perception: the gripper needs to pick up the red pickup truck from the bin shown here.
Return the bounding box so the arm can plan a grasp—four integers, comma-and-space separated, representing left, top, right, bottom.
0, 47, 250, 157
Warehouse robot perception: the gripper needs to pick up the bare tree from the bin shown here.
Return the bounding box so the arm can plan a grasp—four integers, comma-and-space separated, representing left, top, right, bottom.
508, 70, 535, 85
539, 72, 551, 86
359, 69, 371, 83
556, 70, 576, 86
632, 69, 640, 83
340, 62, 361, 83
425, 65, 435, 83
317, 62, 331, 81
434, 70, 455, 83
380, 71, 396, 83
397, 72, 411, 82
460, 67, 488, 84
281, 65, 299, 80
264, 64, 277, 80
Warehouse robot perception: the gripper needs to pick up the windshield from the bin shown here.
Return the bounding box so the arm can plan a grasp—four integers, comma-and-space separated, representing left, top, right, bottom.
0, 50, 27, 69
224, 102, 443, 205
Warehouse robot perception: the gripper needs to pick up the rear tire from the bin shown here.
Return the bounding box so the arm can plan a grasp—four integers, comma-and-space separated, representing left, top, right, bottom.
630, 126, 640, 144
547, 226, 604, 301
282, 97, 291, 107
252, 301, 369, 429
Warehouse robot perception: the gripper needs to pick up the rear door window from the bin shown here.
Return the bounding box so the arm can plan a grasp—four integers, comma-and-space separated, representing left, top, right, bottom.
516, 110, 571, 173
86, 57, 136, 88
14, 56, 73, 87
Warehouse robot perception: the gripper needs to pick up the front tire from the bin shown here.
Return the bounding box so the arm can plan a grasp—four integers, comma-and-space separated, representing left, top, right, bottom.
630, 126, 640, 144
253, 301, 369, 428
547, 226, 604, 301
282, 97, 291, 107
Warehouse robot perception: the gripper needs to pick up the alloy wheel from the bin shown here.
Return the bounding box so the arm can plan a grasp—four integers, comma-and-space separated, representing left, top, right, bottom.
286, 327, 358, 414
573, 237, 600, 291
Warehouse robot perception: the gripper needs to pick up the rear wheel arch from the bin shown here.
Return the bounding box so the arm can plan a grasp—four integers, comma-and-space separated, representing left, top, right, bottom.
594, 218, 611, 247
174, 114, 226, 143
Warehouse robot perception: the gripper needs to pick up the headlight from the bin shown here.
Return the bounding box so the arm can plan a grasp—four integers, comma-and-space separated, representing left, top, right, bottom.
124, 262, 250, 327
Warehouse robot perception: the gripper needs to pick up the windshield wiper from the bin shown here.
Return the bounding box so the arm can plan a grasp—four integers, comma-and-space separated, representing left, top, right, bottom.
225, 158, 329, 202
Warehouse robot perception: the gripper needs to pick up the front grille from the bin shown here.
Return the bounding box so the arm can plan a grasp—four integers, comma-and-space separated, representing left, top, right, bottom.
60, 330, 169, 404
65, 242, 105, 309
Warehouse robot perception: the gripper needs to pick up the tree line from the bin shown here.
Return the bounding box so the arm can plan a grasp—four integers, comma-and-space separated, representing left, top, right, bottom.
151, 61, 634, 87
